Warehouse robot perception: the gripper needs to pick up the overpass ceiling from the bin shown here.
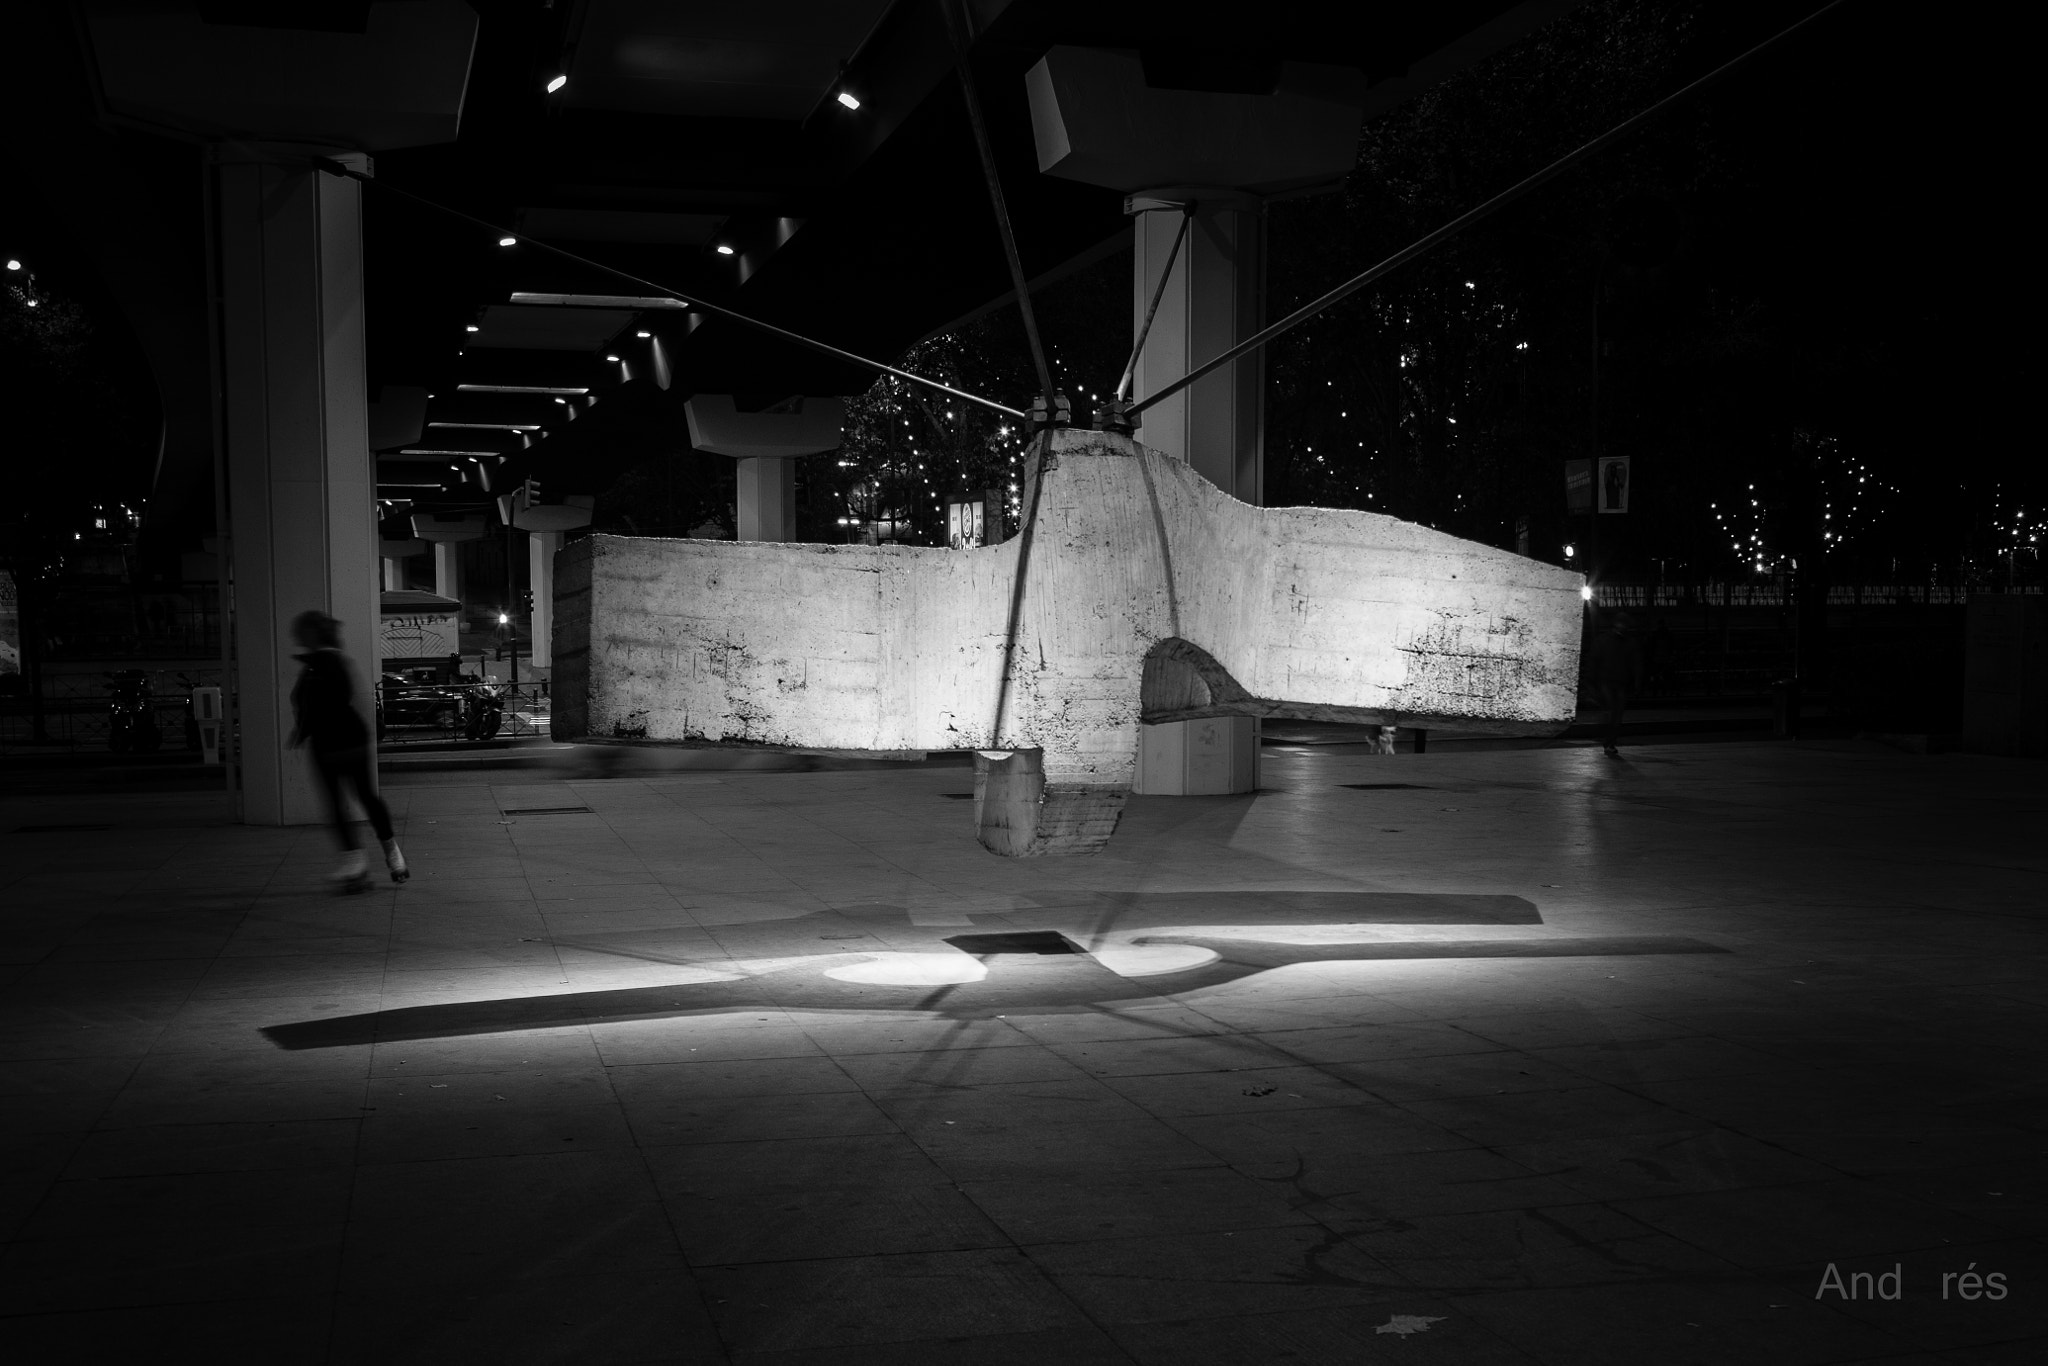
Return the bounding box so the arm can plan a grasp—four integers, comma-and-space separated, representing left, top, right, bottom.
566, 0, 898, 121
24, 0, 1588, 528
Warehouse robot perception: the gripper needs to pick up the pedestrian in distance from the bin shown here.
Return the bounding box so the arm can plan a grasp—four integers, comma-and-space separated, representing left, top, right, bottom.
288, 609, 407, 890
1589, 609, 1645, 758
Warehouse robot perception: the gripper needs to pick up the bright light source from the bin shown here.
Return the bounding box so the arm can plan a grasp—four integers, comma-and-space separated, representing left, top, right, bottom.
498, 612, 510, 625
715, 244, 735, 256
604, 354, 621, 363
1580, 585, 1594, 601
546, 74, 567, 94
836, 90, 861, 110
497, 236, 517, 247
458, 384, 589, 395
4, 259, 19, 271
465, 325, 479, 333
635, 330, 651, 338
1563, 543, 1576, 559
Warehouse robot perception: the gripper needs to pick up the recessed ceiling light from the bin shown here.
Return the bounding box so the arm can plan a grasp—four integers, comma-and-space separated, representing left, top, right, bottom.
605, 354, 621, 363
635, 331, 651, 338
715, 244, 735, 256
465, 325, 479, 333
546, 75, 567, 94
497, 236, 517, 247
836, 91, 861, 111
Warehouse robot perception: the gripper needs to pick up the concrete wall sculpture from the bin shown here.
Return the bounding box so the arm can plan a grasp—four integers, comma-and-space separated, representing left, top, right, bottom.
554, 429, 1584, 856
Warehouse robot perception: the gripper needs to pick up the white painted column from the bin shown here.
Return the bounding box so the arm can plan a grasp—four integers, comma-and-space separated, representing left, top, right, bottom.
1130, 192, 1265, 794
433, 541, 461, 600
381, 558, 405, 592
736, 457, 797, 542
527, 531, 562, 670
215, 148, 380, 826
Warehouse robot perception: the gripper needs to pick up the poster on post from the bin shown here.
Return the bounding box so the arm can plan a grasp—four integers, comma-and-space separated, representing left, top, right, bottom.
1599, 455, 1631, 513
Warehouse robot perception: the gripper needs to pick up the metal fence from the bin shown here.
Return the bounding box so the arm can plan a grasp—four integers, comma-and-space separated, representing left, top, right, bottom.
1587, 583, 2027, 610
0, 674, 550, 754
0, 669, 222, 755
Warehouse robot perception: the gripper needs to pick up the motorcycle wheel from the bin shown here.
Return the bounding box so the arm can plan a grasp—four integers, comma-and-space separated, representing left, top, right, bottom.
479, 708, 504, 738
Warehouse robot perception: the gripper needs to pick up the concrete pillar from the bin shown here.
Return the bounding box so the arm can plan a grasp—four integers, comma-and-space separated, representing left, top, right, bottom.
527, 530, 562, 670
215, 148, 381, 826
381, 557, 404, 592
736, 457, 797, 542
433, 541, 461, 600
685, 394, 844, 543
1129, 192, 1265, 503
1129, 193, 1267, 792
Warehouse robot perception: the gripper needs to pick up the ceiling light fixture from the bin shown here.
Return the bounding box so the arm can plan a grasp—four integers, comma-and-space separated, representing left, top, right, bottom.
428, 421, 542, 431
510, 292, 687, 310
465, 325, 479, 333
456, 384, 590, 395
4, 259, 20, 271
836, 90, 861, 110
497, 236, 517, 247
604, 354, 621, 363
715, 244, 735, 256
546, 74, 567, 93
635, 331, 651, 338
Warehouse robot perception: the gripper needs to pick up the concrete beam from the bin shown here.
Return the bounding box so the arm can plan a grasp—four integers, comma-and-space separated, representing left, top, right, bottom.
1026, 48, 1366, 196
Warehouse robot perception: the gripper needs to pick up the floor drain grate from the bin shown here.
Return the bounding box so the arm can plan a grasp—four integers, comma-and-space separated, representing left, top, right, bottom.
500, 806, 594, 815
944, 930, 1080, 955
1338, 783, 1430, 791
13, 823, 115, 833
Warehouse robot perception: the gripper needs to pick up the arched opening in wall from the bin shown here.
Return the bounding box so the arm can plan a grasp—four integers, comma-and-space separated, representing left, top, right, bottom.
1139, 637, 1251, 723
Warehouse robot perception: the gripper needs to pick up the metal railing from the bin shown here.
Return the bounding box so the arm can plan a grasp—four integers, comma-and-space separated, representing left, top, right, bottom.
374, 681, 552, 745
0, 669, 221, 755
0, 674, 550, 754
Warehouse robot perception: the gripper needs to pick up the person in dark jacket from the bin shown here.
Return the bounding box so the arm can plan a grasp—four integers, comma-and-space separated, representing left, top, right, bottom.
289, 610, 407, 887
1589, 610, 1645, 758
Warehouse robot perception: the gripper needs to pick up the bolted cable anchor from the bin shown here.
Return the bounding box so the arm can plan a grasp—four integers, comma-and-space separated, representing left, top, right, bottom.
1028, 392, 1072, 432
1091, 398, 1135, 434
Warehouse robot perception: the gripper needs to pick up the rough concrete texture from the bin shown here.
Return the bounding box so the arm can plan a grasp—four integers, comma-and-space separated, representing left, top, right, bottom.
554, 428, 1583, 855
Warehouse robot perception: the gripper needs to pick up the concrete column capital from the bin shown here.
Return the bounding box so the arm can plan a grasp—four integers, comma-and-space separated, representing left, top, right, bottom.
1124, 188, 1264, 217
209, 144, 373, 176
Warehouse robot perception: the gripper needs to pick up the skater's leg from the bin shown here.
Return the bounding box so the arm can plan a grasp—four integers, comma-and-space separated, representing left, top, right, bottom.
336, 747, 407, 882
311, 749, 359, 851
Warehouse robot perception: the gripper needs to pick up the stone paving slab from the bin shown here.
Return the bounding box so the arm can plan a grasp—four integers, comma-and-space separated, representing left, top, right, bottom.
1, 737, 2043, 1361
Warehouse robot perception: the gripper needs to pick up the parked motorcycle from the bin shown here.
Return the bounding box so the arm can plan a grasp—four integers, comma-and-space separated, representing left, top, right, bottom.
106, 670, 162, 753
463, 679, 506, 741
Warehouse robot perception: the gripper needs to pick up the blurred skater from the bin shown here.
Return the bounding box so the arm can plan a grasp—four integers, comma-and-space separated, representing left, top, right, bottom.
288, 610, 407, 889
1589, 610, 1644, 758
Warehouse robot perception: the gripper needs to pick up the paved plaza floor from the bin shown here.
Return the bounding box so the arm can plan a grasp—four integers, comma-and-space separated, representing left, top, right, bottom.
2, 737, 2042, 1363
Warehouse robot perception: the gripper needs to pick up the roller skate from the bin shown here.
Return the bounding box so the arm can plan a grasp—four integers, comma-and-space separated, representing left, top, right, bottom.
331, 849, 372, 894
